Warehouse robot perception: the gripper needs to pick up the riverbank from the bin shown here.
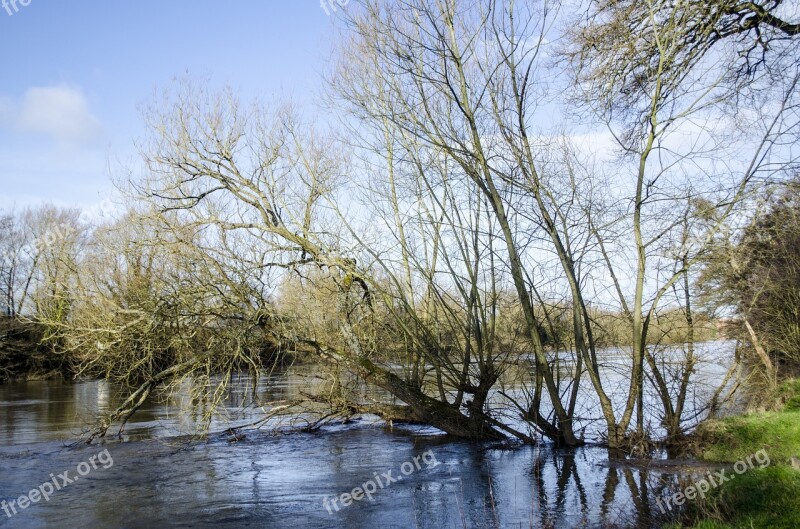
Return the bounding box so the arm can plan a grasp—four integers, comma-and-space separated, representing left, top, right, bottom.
0, 317, 66, 384
672, 379, 800, 529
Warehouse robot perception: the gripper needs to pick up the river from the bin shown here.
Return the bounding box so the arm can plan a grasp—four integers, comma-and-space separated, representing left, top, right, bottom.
0, 343, 734, 528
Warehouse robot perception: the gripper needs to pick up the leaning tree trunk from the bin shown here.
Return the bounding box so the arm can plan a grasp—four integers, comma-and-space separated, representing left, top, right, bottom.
305, 335, 508, 442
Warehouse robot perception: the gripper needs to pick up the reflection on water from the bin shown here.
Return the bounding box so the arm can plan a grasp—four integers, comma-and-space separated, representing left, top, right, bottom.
0, 427, 688, 528
0, 370, 336, 445
0, 359, 717, 528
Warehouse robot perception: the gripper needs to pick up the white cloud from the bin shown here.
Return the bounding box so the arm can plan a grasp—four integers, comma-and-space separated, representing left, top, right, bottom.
13, 85, 103, 147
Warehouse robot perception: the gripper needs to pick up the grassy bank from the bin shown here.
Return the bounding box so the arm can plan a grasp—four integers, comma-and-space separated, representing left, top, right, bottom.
673, 379, 800, 529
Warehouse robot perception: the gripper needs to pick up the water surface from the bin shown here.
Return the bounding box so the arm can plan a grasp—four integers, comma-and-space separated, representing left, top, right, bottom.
0, 352, 729, 528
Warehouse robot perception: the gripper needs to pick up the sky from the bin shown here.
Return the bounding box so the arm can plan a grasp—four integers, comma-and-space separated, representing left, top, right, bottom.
0, 0, 340, 213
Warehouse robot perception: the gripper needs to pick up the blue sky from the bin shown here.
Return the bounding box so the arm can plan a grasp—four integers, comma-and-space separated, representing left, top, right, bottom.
0, 0, 339, 212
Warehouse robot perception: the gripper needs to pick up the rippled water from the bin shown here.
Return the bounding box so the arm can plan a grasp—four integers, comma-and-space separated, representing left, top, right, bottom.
0, 348, 732, 528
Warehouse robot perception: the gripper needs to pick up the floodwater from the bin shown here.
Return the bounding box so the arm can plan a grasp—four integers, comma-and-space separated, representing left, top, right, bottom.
0, 345, 734, 528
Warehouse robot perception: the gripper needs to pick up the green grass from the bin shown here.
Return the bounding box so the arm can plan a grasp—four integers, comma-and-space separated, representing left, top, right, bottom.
778, 378, 800, 411
676, 379, 800, 529
695, 409, 800, 465
679, 467, 800, 529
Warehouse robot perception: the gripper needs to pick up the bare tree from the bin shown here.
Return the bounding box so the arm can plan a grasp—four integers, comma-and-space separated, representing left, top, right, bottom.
569, 0, 800, 442
331, 0, 592, 445
106, 83, 519, 441
0, 213, 15, 317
